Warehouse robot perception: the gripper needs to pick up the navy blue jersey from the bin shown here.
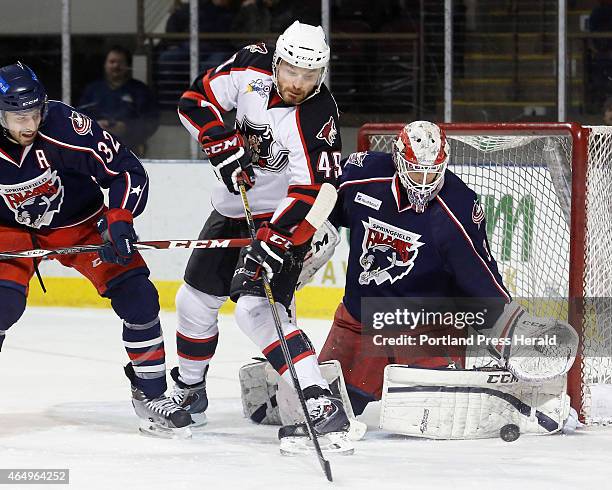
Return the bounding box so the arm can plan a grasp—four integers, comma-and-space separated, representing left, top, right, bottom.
333, 151, 511, 323
0, 100, 149, 230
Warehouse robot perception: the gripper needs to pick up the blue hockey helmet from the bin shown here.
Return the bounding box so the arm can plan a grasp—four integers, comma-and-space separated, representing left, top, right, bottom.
0, 62, 48, 125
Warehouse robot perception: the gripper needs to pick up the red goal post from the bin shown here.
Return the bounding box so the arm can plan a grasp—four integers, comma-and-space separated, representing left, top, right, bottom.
358, 122, 612, 424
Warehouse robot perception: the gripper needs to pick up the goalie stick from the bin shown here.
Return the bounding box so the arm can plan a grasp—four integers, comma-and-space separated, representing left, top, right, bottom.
0, 238, 252, 261
237, 181, 337, 482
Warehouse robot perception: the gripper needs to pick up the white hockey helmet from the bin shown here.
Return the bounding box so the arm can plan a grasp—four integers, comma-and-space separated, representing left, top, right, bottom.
272, 21, 330, 102
392, 121, 449, 213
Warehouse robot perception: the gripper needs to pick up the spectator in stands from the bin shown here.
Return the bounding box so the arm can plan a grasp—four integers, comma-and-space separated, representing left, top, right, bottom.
232, 0, 272, 33
588, 1, 612, 110
78, 46, 159, 156
158, 0, 237, 73
230, 0, 294, 50
604, 96, 612, 125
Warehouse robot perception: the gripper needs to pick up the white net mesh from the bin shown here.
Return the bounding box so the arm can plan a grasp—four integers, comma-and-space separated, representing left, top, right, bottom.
362, 124, 612, 423
582, 127, 612, 423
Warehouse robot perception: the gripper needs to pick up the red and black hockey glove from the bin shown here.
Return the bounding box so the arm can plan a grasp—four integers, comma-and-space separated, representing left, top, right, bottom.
243, 223, 293, 281
96, 209, 138, 266
200, 129, 256, 195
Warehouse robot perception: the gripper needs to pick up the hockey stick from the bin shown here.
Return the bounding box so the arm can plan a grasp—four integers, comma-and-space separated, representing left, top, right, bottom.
237, 181, 336, 482
0, 238, 252, 261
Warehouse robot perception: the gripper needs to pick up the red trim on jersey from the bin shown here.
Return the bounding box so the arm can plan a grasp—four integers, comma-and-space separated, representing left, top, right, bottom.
288, 184, 322, 191
38, 132, 115, 175
201, 70, 224, 111
295, 108, 315, 184
19, 145, 27, 165
181, 90, 208, 103
120, 173, 130, 209
268, 91, 284, 108
436, 195, 511, 301
199, 120, 225, 136
287, 192, 316, 205
391, 174, 413, 212
262, 329, 302, 356
176, 331, 219, 343
177, 109, 203, 133
208, 70, 231, 83
271, 198, 300, 226
210, 66, 272, 81
338, 177, 393, 190
0, 146, 18, 166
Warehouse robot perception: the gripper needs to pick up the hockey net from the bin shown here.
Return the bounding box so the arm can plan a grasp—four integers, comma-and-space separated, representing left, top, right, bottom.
358, 123, 612, 424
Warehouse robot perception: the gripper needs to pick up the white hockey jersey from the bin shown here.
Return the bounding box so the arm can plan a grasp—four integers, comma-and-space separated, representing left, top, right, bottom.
178, 42, 342, 232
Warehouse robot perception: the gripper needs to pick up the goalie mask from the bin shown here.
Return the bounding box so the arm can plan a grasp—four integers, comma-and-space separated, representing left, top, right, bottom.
272, 21, 330, 104
392, 121, 449, 213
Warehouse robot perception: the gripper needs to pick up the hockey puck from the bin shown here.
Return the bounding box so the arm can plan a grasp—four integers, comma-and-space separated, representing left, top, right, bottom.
500, 424, 520, 442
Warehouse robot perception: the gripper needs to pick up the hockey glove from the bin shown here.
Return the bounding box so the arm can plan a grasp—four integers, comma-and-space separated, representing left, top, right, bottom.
201, 130, 256, 195
96, 209, 138, 266
487, 301, 579, 382
243, 223, 292, 281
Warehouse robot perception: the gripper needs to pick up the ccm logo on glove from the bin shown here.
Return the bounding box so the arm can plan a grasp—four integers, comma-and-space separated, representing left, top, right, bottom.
201, 133, 244, 157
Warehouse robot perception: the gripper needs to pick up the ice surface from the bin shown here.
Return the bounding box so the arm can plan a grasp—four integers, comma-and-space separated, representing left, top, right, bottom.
1, 307, 611, 490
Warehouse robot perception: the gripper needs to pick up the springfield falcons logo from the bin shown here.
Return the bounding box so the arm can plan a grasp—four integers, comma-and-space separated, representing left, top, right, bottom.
0, 169, 64, 228
358, 217, 424, 285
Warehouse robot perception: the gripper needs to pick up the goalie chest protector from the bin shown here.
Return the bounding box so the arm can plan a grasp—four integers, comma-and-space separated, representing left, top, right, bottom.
334, 151, 511, 322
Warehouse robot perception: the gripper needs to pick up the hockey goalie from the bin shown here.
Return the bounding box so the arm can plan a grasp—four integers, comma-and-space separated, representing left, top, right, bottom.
241, 121, 580, 442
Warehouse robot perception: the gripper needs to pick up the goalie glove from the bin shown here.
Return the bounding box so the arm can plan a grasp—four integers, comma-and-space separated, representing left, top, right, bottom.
296, 220, 340, 290
200, 130, 256, 195
486, 301, 579, 383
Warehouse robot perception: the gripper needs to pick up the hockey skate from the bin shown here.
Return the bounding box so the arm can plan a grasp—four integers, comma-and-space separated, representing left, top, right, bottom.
279, 386, 354, 456
170, 366, 209, 428
125, 364, 193, 439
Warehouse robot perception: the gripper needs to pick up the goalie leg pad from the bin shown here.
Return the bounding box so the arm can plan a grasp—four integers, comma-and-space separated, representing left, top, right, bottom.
380, 365, 570, 439
239, 359, 367, 440
239, 360, 283, 425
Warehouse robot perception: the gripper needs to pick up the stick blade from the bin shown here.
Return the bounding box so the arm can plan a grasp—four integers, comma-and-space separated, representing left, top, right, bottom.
323, 459, 333, 482
305, 182, 337, 231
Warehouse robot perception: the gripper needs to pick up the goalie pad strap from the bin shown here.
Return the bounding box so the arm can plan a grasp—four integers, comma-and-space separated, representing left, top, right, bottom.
387, 385, 560, 432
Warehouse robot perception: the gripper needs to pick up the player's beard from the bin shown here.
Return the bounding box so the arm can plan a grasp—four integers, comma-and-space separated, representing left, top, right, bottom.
11, 129, 38, 146
278, 82, 310, 105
